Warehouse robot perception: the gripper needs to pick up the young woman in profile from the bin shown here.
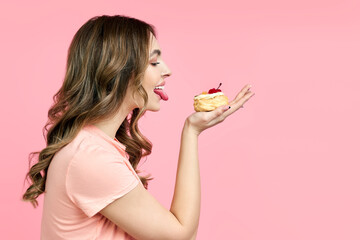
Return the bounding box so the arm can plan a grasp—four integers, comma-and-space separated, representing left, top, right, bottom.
23, 15, 255, 240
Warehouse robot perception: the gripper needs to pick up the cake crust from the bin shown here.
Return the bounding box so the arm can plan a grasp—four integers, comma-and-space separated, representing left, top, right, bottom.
194, 94, 229, 112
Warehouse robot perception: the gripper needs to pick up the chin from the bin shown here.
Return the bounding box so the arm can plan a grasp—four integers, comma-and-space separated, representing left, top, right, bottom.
146, 104, 161, 112
144, 95, 162, 111
135, 98, 161, 112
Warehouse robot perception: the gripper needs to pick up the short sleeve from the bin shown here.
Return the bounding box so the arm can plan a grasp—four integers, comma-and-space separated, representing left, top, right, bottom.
66, 144, 139, 217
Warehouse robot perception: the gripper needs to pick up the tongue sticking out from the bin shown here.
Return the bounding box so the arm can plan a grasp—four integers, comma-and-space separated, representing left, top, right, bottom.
154, 89, 169, 101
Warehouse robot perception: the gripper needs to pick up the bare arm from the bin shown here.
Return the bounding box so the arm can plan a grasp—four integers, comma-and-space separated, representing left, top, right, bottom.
100, 84, 255, 240
100, 123, 200, 240
169, 121, 201, 236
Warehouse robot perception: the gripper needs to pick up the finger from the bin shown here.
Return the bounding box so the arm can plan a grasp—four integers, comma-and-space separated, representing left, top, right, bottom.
203, 84, 253, 125
229, 84, 252, 105
206, 104, 231, 122
222, 91, 255, 118
207, 89, 254, 126
207, 105, 230, 126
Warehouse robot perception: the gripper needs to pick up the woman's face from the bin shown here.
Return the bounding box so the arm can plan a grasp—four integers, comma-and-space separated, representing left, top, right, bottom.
132, 33, 172, 111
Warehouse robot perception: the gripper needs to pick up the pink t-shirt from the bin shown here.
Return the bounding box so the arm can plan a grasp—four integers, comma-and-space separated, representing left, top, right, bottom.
41, 124, 142, 240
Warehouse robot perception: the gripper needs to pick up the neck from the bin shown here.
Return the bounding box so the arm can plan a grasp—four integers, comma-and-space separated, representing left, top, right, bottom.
93, 106, 133, 140
94, 86, 141, 139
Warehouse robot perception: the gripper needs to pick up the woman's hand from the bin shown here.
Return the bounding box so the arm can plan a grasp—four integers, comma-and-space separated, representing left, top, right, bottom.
185, 84, 255, 136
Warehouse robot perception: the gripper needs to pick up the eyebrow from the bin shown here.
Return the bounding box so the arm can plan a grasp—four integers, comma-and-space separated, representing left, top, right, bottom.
150, 49, 161, 57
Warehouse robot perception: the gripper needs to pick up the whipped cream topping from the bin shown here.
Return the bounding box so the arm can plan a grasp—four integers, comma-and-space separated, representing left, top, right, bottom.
194, 92, 224, 100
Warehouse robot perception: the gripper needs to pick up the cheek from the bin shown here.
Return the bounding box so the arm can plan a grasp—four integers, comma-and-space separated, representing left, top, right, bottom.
143, 70, 158, 90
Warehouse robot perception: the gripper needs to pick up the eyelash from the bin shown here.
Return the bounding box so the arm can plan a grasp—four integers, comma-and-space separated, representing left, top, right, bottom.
151, 62, 160, 66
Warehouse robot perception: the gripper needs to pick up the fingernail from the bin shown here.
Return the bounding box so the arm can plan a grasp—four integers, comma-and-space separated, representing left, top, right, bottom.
223, 105, 231, 111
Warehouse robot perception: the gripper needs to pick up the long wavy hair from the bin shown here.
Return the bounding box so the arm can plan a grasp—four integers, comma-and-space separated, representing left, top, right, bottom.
23, 15, 156, 207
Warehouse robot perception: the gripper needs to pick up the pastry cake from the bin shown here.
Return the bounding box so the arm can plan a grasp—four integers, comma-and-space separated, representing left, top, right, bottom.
193, 83, 229, 112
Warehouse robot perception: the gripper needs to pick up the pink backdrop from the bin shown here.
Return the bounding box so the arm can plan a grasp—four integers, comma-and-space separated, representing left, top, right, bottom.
1, 0, 359, 239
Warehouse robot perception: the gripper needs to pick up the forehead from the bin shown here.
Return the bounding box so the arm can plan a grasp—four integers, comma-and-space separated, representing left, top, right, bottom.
150, 33, 161, 50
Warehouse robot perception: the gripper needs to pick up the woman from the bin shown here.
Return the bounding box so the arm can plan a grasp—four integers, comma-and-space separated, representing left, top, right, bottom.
23, 15, 255, 240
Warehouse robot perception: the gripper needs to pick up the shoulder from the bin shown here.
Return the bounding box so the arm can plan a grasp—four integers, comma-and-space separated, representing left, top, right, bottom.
64, 129, 131, 181
76, 129, 120, 156
71, 137, 126, 169
65, 130, 139, 200
65, 135, 140, 217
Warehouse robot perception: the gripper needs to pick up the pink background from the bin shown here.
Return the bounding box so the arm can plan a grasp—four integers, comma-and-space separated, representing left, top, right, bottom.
1, 0, 359, 239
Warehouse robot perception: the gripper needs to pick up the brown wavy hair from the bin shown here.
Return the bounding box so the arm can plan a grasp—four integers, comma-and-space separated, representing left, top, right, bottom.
23, 15, 156, 207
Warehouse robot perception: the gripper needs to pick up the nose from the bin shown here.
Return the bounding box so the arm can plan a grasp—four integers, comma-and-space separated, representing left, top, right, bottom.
161, 62, 172, 78
162, 72, 171, 78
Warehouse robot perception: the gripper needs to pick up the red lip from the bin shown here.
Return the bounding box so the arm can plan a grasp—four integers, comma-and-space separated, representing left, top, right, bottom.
155, 81, 166, 87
